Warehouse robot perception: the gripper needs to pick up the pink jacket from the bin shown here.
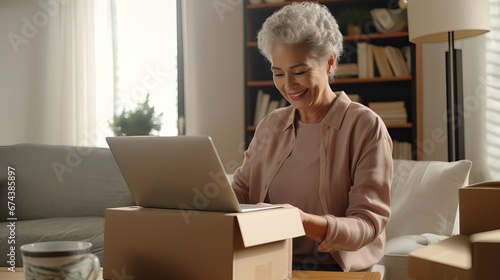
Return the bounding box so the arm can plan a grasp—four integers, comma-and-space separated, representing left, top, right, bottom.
232, 91, 393, 271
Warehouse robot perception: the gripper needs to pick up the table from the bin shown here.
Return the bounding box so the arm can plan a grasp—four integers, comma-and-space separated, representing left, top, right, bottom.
292, 270, 380, 280
0, 268, 380, 280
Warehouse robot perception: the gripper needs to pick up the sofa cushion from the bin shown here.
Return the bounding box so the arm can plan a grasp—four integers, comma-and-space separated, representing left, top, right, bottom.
386, 159, 472, 240
380, 233, 448, 280
0, 144, 135, 220
381, 235, 425, 280
0, 217, 105, 267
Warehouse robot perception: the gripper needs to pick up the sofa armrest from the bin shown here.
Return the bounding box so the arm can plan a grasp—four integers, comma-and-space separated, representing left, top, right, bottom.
0, 144, 135, 221
384, 234, 449, 259
381, 234, 450, 280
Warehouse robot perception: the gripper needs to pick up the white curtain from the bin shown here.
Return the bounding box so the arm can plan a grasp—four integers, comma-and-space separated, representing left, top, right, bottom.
39, 0, 114, 146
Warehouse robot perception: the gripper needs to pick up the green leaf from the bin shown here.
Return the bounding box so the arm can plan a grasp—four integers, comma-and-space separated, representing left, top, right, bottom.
109, 93, 163, 136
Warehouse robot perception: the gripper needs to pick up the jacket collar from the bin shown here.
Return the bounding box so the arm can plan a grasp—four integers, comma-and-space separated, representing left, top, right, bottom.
283, 91, 350, 131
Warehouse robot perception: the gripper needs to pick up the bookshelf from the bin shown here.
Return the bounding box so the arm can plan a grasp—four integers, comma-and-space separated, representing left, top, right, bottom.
243, 0, 422, 160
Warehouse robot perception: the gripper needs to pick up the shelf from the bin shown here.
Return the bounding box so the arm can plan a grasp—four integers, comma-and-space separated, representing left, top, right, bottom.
247, 76, 412, 87
343, 32, 409, 42
246, 0, 378, 10
247, 32, 409, 48
247, 42, 258, 47
247, 80, 275, 87
243, 0, 422, 159
335, 76, 412, 83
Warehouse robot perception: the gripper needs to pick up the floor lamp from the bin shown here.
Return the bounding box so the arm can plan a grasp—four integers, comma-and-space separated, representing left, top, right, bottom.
404, 0, 490, 162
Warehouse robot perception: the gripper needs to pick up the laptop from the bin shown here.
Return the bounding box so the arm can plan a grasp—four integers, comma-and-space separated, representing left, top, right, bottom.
106, 135, 281, 213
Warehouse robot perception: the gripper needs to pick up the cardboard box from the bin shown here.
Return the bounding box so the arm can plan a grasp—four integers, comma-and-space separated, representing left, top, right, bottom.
470, 229, 500, 279
408, 181, 500, 280
408, 234, 472, 280
103, 206, 304, 280
459, 181, 500, 235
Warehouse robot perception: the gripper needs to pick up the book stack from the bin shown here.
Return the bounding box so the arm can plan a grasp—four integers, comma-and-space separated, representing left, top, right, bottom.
357, 43, 411, 78
368, 101, 407, 125
253, 90, 288, 125
336, 63, 359, 78
384, 45, 410, 76
393, 140, 412, 160
372, 45, 393, 77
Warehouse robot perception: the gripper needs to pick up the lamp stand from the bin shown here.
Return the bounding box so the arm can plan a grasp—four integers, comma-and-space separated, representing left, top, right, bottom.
445, 31, 465, 161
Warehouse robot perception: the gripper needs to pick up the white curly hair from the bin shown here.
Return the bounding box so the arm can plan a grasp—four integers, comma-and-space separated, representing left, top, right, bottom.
257, 2, 344, 80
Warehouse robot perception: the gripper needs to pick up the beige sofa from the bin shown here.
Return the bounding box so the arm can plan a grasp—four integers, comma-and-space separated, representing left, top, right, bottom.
0, 144, 135, 267
379, 159, 472, 280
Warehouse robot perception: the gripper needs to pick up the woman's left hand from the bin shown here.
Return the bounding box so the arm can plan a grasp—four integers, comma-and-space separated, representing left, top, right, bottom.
258, 202, 327, 242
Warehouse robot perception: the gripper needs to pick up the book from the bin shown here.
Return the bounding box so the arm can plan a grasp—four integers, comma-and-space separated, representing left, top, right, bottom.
336, 63, 358, 77
369, 101, 407, 124
381, 116, 408, 124
253, 90, 264, 125
357, 42, 368, 78
393, 140, 412, 160
372, 45, 394, 77
368, 101, 405, 111
253, 90, 270, 125
378, 113, 407, 119
356, 42, 375, 78
266, 99, 280, 115
253, 92, 288, 125
384, 46, 410, 76
401, 45, 412, 73
394, 47, 409, 76
257, 93, 270, 124
366, 43, 375, 78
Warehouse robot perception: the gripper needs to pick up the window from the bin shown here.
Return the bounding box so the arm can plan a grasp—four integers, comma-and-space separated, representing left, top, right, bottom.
110, 0, 180, 137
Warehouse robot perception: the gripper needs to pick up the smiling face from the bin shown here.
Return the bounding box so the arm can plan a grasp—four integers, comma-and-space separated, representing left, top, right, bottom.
270, 42, 336, 123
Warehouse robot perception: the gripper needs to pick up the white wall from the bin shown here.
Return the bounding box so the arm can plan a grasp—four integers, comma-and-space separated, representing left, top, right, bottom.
461, 36, 491, 183
421, 36, 491, 183
1, 0, 246, 171
420, 43, 448, 162
182, 0, 245, 172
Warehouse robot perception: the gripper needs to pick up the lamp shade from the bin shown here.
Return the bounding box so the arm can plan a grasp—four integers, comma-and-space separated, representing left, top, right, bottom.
407, 0, 491, 43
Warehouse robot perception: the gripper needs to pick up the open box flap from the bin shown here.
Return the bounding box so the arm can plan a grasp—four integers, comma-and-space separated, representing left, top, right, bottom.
231, 207, 305, 248
462, 180, 500, 189
410, 235, 472, 270
470, 229, 500, 243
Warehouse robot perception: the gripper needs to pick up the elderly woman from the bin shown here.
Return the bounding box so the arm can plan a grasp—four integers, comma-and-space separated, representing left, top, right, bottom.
231, 2, 392, 272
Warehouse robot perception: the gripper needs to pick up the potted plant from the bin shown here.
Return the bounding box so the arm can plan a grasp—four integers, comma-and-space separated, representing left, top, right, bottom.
336, 7, 371, 35
110, 93, 163, 136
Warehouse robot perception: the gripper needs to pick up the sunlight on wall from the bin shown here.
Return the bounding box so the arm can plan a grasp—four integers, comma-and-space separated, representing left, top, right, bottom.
485, 0, 500, 179
114, 0, 178, 136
